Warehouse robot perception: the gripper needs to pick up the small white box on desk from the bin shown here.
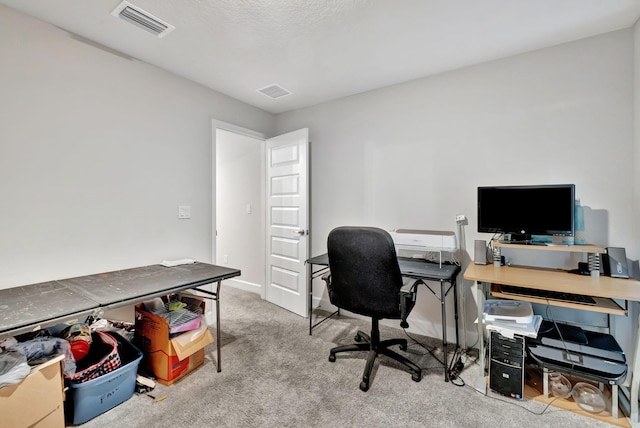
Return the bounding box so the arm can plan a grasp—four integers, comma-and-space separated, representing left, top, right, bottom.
483, 299, 534, 324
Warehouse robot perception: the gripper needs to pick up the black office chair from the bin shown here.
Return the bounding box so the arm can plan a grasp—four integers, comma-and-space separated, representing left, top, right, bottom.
323, 226, 422, 391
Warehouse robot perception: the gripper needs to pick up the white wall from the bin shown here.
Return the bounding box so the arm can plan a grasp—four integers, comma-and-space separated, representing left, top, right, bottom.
3, 3, 638, 357
635, 20, 640, 269
277, 29, 635, 348
0, 5, 276, 288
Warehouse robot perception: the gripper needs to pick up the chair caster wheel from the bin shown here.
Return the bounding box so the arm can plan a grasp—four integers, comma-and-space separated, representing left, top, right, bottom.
359, 381, 369, 392
328, 354, 336, 362
412, 373, 422, 382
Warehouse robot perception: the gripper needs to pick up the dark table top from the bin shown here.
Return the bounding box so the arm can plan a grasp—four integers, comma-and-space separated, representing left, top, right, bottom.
0, 262, 240, 337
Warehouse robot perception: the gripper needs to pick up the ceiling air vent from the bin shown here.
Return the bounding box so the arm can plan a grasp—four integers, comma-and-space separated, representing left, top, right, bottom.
257, 84, 292, 99
111, 1, 175, 38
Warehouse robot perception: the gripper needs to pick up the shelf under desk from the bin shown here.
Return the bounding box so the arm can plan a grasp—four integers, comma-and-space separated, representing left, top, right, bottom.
489, 288, 625, 315
493, 242, 606, 254
464, 263, 638, 314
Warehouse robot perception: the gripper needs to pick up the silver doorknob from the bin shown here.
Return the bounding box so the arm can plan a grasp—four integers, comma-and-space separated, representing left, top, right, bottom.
296, 229, 306, 235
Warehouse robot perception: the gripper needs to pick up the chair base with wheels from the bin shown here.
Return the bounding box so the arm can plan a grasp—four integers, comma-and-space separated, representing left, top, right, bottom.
329, 318, 422, 391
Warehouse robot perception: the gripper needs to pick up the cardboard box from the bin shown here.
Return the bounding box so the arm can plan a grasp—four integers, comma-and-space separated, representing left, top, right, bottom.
135, 302, 213, 386
0, 354, 65, 428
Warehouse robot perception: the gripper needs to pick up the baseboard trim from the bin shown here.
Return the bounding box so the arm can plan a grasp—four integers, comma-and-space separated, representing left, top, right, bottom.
223, 278, 261, 294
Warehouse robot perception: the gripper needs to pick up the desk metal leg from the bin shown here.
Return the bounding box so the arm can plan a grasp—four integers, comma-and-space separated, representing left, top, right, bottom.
453, 279, 460, 352
422, 278, 460, 382
442, 279, 461, 382
543, 368, 550, 398
215, 279, 221, 372
631, 313, 640, 425
474, 281, 488, 393
198, 280, 222, 372
308, 265, 331, 335
612, 384, 619, 419
440, 281, 449, 382
308, 264, 313, 335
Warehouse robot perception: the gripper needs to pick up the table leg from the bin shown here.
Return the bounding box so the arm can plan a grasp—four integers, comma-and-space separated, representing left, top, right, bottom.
474, 281, 487, 393
543, 368, 549, 398
215, 279, 221, 372
453, 279, 460, 350
441, 281, 448, 382
308, 263, 313, 335
308, 266, 334, 335
631, 313, 640, 424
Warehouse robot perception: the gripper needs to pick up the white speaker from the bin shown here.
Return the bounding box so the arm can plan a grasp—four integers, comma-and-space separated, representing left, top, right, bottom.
474, 240, 487, 264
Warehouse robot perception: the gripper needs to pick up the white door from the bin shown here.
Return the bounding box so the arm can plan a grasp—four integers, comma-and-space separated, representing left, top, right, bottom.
265, 128, 309, 317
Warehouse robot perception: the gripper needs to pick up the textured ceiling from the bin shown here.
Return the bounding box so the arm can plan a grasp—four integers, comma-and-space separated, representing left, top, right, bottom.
2, 0, 640, 114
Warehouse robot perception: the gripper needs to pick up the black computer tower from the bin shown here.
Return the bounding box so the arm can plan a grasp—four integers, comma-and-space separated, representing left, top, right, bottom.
489, 331, 525, 399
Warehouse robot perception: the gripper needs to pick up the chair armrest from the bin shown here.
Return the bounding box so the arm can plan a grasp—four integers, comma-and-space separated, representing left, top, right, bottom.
400, 278, 421, 328
321, 272, 331, 286
400, 278, 419, 294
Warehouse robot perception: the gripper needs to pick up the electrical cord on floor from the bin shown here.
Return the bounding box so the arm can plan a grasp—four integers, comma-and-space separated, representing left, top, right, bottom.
402, 328, 444, 366
447, 351, 466, 387
402, 328, 470, 386
465, 380, 562, 416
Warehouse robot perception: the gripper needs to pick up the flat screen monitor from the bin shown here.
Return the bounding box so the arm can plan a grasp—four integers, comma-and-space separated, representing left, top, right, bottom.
477, 184, 575, 241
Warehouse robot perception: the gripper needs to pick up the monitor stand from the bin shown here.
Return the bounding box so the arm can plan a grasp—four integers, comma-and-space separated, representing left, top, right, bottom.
505, 233, 531, 244
501, 234, 546, 245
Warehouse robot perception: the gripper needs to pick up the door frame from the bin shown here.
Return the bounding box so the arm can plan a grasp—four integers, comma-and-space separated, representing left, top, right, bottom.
212, 119, 267, 298
212, 120, 310, 315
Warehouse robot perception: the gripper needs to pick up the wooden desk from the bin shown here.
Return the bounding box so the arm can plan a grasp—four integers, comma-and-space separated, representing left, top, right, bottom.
464, 263, 629, 315
463, 244, 640, 425
0, 262, 241, 372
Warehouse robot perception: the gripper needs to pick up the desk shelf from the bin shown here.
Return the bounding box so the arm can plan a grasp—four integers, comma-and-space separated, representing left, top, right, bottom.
493, 242, 605, 254
490, 286, 626, 316
465, 263, 636, 312
524, 367, 629, 427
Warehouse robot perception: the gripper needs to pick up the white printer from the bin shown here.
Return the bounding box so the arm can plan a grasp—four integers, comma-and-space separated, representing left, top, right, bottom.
390, 229, 457, 253
389, 229, 458, 267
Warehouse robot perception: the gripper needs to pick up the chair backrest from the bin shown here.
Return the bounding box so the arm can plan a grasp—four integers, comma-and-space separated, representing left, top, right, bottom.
326, 226, 404, 319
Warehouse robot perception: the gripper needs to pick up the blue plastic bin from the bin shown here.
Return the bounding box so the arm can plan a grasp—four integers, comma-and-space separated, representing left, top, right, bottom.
65, 331, 142, 425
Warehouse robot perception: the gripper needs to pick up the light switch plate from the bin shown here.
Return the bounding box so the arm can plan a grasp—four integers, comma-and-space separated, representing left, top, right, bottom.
178, 205, 191, 219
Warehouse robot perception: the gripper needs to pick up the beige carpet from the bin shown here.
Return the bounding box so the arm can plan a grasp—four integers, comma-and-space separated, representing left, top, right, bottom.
75, 286, 613, 428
